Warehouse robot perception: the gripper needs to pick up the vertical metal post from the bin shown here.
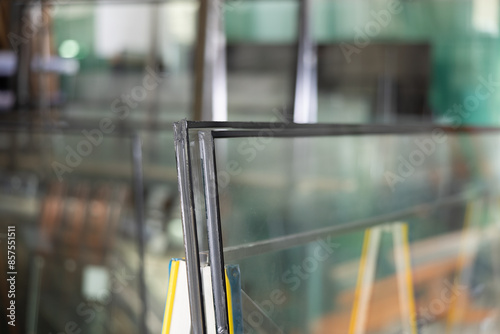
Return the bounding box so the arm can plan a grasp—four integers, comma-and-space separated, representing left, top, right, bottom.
199, 130, 229, 334
392, 223, 417, 334
26, 256, 44, 334
446, 200, 481, 333
173, 121, 206, 334
375, 49, 396, 123
14, 4, 31, 110
194, 0, 227, 121
291, 1, 318, 323
293, 0, 318, 123
212, 26, 227, 122
193, 0, 208, 121
145, 3, 161, 160
37, 1, 50, 119
132, 134, 148, 334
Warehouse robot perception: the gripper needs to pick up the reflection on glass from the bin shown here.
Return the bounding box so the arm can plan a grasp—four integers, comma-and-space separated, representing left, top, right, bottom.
224, 0, 500, 125
209, 130, 500, 333
224, 0, 298, 121
22, 1, 197, 123
0, 128, 183, 334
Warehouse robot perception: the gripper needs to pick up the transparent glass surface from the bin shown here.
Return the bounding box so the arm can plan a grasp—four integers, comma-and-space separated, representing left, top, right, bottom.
224, 0, 298, 121
20, 1, 197, 123
11, 0, 194, 325
212, 130, 500, 333
215, 133, 499, 246
136, 127, 184, 333
224, 0, 500, 126
310, 0, 500, 123
0, 127, 182, 334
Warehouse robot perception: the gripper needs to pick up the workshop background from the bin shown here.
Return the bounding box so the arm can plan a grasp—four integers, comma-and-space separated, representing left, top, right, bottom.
1, 0, 500, 333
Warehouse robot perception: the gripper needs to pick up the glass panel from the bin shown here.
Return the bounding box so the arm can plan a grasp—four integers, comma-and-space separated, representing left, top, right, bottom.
215, 132, 497, 246
14, 0, 196, 327
21, 1, 197, 123
210, 128, 500, 333
0, 126, 182, 333
225, 0, 298, 121
0, 128, 148, 334
137, 128, 185, 333
223, 0, 500, 125
317, 44, 431, 124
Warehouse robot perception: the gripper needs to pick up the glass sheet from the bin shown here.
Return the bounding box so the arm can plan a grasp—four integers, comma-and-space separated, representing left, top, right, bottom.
223, 0, 298, 121
0, 128, 176, 334
20, 1, 196, 123
0, 130, 142, 333
211, 129, 500, 333
224, 0, 500, 126
226, 44, 296, 122
215, 132, 500, 246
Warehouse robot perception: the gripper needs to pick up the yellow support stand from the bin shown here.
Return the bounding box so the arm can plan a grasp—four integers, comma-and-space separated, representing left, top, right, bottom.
446, 201, 482, 333
348, 222, 417, 334
225, 270, 235, 334
162, 260, 183, 334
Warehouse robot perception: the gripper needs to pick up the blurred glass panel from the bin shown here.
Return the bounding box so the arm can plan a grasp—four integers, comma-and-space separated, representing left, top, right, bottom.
0, 129, 140, 334
9, 3, 194, 328
224, 0, 500, 125
225, 0, 298, 43
210, 128, 500, 333
19, 1, 197, 123
225, 0, 298, 121
311, 0, 500, 125
0, 126, 183, 334
317, 44, 431, 124
215, 132, 499, 246
226, 44, 296, 121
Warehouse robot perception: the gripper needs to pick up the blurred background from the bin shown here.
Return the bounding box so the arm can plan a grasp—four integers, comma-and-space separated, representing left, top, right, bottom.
0, 0, 500, 333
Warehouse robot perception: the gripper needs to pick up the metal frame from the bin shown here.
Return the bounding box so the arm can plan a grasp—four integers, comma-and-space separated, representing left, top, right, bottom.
173, 121, 206, 334
0, 125, 154, 332
131, 134, 149, 334
183, 120, 500, 133
175, 121, 500, 333
194, 0, 318, 123
210, 125, 500, 138
194, 0, 227, 121
294, 0, 318, 123
199, 130, 229, 334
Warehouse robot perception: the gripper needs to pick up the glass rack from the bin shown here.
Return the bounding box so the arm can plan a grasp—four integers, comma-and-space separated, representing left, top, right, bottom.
175, 121, 500, 334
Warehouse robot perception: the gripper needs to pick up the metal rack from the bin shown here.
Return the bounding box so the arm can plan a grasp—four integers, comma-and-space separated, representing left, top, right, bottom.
174, 120, 500, 334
